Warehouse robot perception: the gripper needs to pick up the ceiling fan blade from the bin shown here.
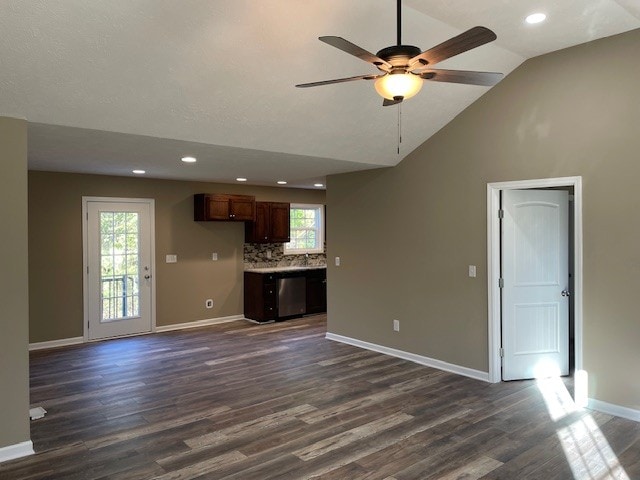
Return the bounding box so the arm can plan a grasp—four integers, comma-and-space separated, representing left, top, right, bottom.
319, 36, 392, 70
383, 97, 403, 107
296, 73, 383, 88
417, 68, 503, 86
409, 26, 497, 69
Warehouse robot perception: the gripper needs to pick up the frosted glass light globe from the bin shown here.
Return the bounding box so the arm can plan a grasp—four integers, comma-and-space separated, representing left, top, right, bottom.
374, 73, 423, 100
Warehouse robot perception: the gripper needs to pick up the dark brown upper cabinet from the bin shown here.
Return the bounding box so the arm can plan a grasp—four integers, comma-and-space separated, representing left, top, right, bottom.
194, 193, 256, 221
245, 202, 290, 243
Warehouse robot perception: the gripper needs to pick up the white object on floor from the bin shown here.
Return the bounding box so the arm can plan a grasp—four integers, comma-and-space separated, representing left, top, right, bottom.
29, 406, 47, 420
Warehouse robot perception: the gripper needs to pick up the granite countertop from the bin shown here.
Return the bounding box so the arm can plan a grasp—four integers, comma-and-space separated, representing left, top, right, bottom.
244, 265, 327, 273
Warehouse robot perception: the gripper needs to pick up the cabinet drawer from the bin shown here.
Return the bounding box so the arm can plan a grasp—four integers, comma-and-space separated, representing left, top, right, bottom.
263, 284, 277, 304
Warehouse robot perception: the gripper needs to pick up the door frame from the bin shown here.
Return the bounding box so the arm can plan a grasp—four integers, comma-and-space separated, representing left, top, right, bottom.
82, 196, 157, 342
486, 177, 583, 387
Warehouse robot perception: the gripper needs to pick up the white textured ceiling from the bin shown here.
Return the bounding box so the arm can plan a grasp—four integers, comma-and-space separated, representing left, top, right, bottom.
1, 1, 638, 188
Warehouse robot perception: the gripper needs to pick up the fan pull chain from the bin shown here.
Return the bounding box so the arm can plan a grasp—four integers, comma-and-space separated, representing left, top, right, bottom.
397, 103, 402, 155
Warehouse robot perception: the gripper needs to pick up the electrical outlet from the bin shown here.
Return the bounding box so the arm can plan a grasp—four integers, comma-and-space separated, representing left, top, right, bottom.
205, 299, 213, 309
393, 319, 400, 332
266, 250, 272, 259
468, 265, 476, 277
211, 252, 218, 261
335, 256, 341, 266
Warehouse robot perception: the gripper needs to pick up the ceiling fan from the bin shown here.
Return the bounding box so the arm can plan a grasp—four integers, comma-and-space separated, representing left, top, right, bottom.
296, 0, 503, 106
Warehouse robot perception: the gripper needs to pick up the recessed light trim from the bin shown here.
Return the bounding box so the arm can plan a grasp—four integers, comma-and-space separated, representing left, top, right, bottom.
314, 183, 324, 188
525, 13, 546, 24
236, 177, 247, 182
132, 169, 146, 174
277, 181, 287, 185
181, 156, 197, 163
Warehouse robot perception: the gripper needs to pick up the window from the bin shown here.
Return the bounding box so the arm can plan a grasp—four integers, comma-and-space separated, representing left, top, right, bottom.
284, 204, 324, 254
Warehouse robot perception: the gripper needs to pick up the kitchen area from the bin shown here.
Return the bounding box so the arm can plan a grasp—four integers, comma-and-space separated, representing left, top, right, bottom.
244, 263, 326, 323
195, 192, 327, 324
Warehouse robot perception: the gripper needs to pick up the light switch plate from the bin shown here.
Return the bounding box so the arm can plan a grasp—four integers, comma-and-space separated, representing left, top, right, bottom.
335, 256, 341, 266
468, 265, 476, 277
166, 254, 177, 263
211, 252, 218, 261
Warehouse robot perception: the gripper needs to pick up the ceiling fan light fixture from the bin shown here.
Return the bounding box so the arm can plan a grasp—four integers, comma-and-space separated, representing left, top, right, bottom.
374, 73, 423, 101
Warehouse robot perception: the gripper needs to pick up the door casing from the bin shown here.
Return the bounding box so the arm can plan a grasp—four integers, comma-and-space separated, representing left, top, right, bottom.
82, 196, 157, 342
486, 177, 583, 398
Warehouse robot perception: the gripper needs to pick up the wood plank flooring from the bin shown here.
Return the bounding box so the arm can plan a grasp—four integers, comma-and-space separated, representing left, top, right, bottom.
1, 315, 639, 479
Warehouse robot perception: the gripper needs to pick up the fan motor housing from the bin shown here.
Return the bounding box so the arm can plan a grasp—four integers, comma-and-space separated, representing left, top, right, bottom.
376, 45, 422, 68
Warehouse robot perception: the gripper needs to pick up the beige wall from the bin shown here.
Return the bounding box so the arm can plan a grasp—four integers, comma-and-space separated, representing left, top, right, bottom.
327, 28, 640, 410
0, 117, 31, 450
28, 171, 324, 343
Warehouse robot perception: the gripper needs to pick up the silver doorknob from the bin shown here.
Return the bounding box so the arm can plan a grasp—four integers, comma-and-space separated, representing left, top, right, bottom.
144, 274, 151, 279
561, 290, 570, 297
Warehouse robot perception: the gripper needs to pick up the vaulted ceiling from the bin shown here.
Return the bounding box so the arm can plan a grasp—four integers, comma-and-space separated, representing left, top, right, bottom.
1, 1, 638, 188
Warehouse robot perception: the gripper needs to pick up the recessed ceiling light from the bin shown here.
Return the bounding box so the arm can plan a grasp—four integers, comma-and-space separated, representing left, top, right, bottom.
314, 183, 324, 187
277, 181, 287, 185
525, 13, 546, 24
236, 177, 247, 182
132, 169, 146, 174
181, 156, 197, 163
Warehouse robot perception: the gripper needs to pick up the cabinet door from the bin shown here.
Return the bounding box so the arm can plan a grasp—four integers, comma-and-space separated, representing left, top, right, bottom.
194, 194, 226, 221
229, 196, 255, 221
270, 203, 291, 243
207, 195, 231, 220
305, 270, 327, 314
246, 202, 270, 243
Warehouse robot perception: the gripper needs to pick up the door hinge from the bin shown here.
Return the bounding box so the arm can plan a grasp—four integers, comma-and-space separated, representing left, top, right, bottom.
86, 266, 89, 274
498, 209, 504, 219
499, 347, 504, 357
498, 278, 504, 288
87, 321, 90, 329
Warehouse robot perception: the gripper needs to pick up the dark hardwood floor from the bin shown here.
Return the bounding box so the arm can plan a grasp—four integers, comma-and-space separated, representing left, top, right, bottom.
1, 315, 639, 479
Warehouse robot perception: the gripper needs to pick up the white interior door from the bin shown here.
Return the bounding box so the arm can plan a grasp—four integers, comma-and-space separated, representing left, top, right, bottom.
502, 189, 569, 380
85, 199, 154, 340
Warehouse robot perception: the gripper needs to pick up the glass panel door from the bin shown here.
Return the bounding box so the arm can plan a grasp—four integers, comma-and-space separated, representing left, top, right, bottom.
85, 199, 153, 340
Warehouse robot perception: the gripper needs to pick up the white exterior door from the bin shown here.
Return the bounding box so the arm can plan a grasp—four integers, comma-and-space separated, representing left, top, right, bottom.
84, 199, 154, 340
502, 189, 569, 380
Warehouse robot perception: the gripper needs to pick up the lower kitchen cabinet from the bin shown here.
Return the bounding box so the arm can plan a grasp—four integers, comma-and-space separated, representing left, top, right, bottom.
244, 268, 327, 322
244, 272, 277, 322
305, 269, 327, 315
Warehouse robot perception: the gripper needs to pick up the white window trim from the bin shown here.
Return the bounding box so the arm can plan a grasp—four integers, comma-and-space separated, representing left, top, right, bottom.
284, 203, 325, 255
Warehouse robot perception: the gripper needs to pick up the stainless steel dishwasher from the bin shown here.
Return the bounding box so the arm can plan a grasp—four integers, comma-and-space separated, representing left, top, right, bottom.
277, 274, 306, 317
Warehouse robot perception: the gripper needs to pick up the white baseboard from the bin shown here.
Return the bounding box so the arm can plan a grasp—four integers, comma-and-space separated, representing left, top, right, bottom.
325, 332, 489, 382
0, 440, 34, 463
29, 336, 83, 351
156, 314, 244, 333
588, 398, 640, 423
29, 315, 245, 349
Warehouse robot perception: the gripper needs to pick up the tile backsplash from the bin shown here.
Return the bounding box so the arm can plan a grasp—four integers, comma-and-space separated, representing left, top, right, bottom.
244, 243, 326, 269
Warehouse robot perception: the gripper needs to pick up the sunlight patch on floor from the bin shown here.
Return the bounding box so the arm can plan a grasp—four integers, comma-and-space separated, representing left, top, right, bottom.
537, 376, 577, 422
536, 375, 630, 480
